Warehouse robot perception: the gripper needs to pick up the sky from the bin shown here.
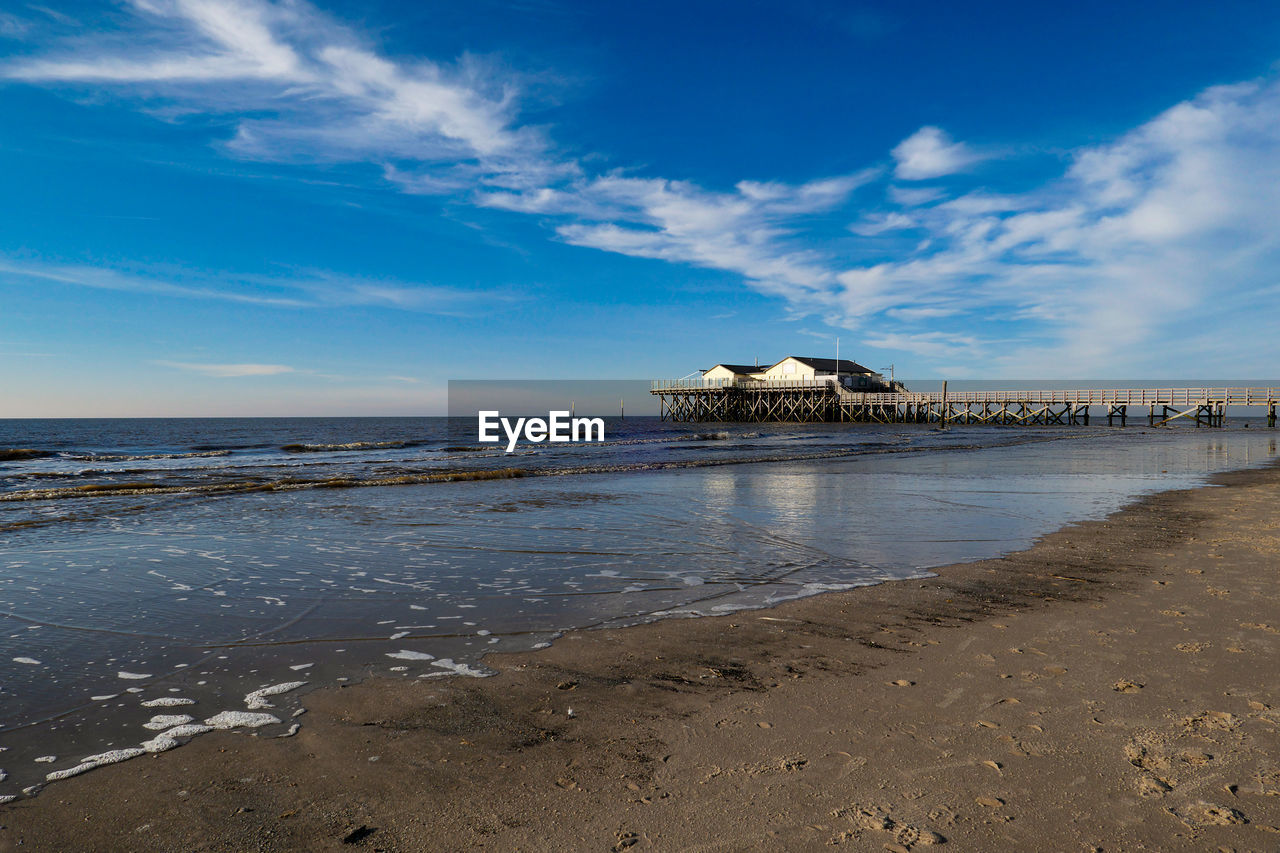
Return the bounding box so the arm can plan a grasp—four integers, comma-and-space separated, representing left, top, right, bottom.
3, 0, 1280, 416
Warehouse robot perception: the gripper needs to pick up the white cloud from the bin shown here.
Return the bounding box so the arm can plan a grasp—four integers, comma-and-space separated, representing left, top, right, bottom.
822, 76, 1280, 374
3, 0, 544, 188
849, 211, 915, 236
862, 331, 992, 360
7, 0, 306, 83
891, 126, 983, 180
156, 361, 294, 377
486, 170, 879, 295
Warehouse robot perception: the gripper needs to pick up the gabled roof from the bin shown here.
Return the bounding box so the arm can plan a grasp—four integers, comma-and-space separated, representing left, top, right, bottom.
703, 363, 766, 375
778, 356, 875, 374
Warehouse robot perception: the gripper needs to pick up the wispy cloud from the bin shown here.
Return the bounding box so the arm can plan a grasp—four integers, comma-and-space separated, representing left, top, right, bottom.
156, 360, 294, 377
0, 256, 513, 315
484, 170, 880, 296
0, 258, 309, 306
26, 5, 79, 27
0, 12, 31, 39
3, 0, 553, 191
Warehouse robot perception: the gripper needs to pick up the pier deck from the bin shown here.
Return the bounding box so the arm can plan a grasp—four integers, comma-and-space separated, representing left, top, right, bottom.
650, 381, 1280, 427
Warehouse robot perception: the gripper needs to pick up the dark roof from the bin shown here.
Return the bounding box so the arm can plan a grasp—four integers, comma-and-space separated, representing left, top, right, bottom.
703, 363, 765, 375
786, 356, 875, 374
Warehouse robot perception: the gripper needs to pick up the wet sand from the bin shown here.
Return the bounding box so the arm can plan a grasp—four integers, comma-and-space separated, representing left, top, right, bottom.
4, 462, 1280, 851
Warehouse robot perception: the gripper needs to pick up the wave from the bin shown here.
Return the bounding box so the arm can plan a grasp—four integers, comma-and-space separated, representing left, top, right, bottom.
0, 467, 528, 502
280, 440, 425, 453
63, 450, 233, 462
0, 448, 52, 461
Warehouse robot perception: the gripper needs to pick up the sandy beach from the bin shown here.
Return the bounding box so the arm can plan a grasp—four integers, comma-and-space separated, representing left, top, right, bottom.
3, 460, 1280, 851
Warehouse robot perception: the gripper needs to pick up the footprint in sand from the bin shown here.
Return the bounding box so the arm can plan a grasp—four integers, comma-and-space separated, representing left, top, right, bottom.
1137, 775, 1172, 797
612, 830, 648, 851
1113, 680, 1143, 693
1174, 642, 1210, 653
832, 804, 945, 849
1254, 767, 1280, 797
1124, 734, 1177, 797
1181, 711, 1241, 734
1167, 801, 1247, 828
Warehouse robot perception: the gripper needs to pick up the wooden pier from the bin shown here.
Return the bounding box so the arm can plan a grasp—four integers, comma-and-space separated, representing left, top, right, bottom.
650, 380, 1280, 427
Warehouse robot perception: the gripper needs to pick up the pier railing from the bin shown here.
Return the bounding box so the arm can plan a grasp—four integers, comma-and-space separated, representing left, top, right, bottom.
835, 387, 1278, 405
650, 378, 841, 390
650, 380, 1278, 405
649, 380, 1279, 425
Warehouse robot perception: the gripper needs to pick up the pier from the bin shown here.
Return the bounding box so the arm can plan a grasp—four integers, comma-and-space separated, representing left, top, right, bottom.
650, 381, 1280, 427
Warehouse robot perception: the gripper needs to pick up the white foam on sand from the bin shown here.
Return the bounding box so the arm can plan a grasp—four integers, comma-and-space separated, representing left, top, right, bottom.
143, 714, 194, 730
141, 723, 214, 752
142, 697, 195, 707
12, 657, 41, 665
33, 756, 55, 763
243, 681, 307, 710
117, 671, 151, 680
289, 663, 313, 671
0, 795, 15, 804
91, 694, 119, 701
389, 631, 409, 640
204, 711, 281, 729
160, 723, 215, 738
762, 581, 869, 605
386, 650, 434, 661
141, 736, 178, 753
45, 748, 146, 781
431, 658, 488, 677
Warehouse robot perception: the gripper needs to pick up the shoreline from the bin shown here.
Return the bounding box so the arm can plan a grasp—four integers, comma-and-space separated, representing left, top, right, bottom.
4, 462, 1280, 850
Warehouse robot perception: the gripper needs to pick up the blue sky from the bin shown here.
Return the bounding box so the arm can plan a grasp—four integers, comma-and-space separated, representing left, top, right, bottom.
3, 1, 1280, 415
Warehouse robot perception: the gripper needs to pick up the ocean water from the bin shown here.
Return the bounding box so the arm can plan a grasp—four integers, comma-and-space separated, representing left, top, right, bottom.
0, 417, 1276, 796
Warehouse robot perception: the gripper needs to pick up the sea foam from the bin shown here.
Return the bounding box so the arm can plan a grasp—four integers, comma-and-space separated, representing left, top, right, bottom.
243, 681, 307, 710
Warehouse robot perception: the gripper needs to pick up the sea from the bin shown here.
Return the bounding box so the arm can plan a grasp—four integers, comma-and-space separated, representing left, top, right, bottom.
0, 416, 1277, 796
